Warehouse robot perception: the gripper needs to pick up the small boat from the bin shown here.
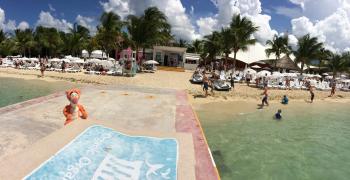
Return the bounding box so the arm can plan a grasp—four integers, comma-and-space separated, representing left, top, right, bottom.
191, 72, 203, 83
214, 79, 231, 91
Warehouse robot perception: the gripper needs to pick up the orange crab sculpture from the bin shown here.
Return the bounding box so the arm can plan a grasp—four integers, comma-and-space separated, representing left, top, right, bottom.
63, 89, 88, 125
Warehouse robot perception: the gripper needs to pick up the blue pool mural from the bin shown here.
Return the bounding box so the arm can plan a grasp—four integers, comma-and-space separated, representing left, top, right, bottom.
25, 125, 178, 180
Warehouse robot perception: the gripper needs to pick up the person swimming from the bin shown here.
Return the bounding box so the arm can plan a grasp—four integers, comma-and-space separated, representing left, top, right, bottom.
281, 95, 289, 105
275, 109, 282, 120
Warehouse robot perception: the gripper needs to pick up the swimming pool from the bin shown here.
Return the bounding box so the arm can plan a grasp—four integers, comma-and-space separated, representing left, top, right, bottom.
25, 125, 178, 180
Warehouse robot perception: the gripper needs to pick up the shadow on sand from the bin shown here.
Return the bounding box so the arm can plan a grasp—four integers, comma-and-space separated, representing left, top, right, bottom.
193, 94, 206, 99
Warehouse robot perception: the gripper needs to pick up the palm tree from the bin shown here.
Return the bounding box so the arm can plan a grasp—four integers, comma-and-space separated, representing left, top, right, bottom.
127, 7, 171, 63
96, 12, 123, 58
203, 31, 222, 66
192, 39, 203, 54
265, 34, 291, 71
35, 26, 63, 57
86, 36, 100, 58
0, 30, 6, 44
293, 34, 323, 75
68, 23, 90, 56
23, 29, 36, 57
126, 14, 143, 62
14, 29, 28, 57
230, 14, 259, 71
325, 52, 350, 79
220, 27, 233, 66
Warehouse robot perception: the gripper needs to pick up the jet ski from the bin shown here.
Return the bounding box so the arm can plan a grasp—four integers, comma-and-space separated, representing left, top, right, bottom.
191, 71, 203, 83
214, 79, 231, 90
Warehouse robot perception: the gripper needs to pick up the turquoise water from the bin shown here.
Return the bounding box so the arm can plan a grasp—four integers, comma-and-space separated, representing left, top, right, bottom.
0, 77, 77, 108
26, 125, 178, 180
197, 101, 350, 180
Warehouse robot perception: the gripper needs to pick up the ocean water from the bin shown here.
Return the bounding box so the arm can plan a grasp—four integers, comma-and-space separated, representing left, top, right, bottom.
0, 77, 77, 108
197, 101, 350, 180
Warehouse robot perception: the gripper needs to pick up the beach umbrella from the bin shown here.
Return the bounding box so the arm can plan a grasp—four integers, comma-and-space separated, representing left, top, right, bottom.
144, 60, 159, 65
61, 58, 70, 63
256, 70, 271, 77
86, 58, 102, 64
251, 65, 261, 69
49, 58, 62, 62
100, 60, 114, 68
322, 73, 329, 76
243, 68, 257, 74
283, 73, 298, 77
340, 74, 347, 78
271, 71, 282, 78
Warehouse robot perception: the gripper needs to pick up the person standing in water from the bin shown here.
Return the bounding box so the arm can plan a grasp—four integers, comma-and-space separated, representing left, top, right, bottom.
261, 86, 269, 107
274, 109, 282, 120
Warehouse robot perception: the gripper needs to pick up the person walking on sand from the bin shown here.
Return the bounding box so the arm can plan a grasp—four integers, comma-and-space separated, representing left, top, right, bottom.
230, 73, 235, 90
203, 72, 209, 97
246, 73, 251, 86
40, 58, 46, 77
329, 80, 336, 97
309, 86, 315, 103
61, 60, 66, 73
261, 87, 269, 107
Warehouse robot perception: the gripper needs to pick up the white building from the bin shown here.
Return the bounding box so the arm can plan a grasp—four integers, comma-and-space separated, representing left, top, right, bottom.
152, 46, 186, 67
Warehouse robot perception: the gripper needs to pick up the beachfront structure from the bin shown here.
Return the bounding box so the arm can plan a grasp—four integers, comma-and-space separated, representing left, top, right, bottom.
153, 46, 187, 67
184, 53, 201, 70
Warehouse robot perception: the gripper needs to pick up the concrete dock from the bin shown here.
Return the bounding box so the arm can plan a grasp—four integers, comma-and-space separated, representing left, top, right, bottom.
0, 85, 220, 179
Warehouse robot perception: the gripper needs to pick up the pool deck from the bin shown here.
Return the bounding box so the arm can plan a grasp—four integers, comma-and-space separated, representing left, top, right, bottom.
0, 85, 220, 179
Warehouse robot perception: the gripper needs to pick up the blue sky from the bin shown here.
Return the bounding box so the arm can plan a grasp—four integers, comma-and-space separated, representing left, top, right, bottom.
1, 0, 297, 32
0, 0, 349, 51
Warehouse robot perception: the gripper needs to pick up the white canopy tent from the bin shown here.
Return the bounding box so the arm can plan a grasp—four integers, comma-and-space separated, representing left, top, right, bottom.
229, 43, 277, 64
256, 70, 272, 77
91, 50, 107, 59
81, 50, 89, 58
243, 68, 257, 74
144, 60, 159, 65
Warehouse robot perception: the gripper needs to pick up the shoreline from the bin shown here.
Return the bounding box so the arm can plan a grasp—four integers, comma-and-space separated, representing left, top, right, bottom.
2, 68, 350, 105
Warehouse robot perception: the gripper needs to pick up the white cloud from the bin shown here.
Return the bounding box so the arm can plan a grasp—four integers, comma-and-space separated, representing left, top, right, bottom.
289, 0, 343, 21
0, 7, 19, 32
190, 6, 194, 16
248, 14, 278, 44
17, 21, 29, 30
48, 4, 56, 12
288, 34, 298, 50
274, 6, 302, 18
289, 0, 306, 9
290, 0, 350, 52
76, 15, 96, 34
197, 0, 277, 44
196, 17, 217, 36
100, 0, 199, 40
36, 11, 73, 33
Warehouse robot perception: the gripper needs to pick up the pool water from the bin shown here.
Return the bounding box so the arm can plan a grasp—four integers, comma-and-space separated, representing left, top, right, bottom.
197, 101, 350, 180
0, 77, 76, 108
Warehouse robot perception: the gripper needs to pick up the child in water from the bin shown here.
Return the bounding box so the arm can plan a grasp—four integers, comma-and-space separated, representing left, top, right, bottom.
275, 109, 282, 120
281, 95, 289, 105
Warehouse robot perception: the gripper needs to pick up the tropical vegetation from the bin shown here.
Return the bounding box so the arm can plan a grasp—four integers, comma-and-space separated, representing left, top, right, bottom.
265, 34, 291, 70
0, 9, 349, 76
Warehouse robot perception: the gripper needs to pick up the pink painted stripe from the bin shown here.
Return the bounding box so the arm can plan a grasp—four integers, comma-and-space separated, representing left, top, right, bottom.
175, 90, 220, 180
